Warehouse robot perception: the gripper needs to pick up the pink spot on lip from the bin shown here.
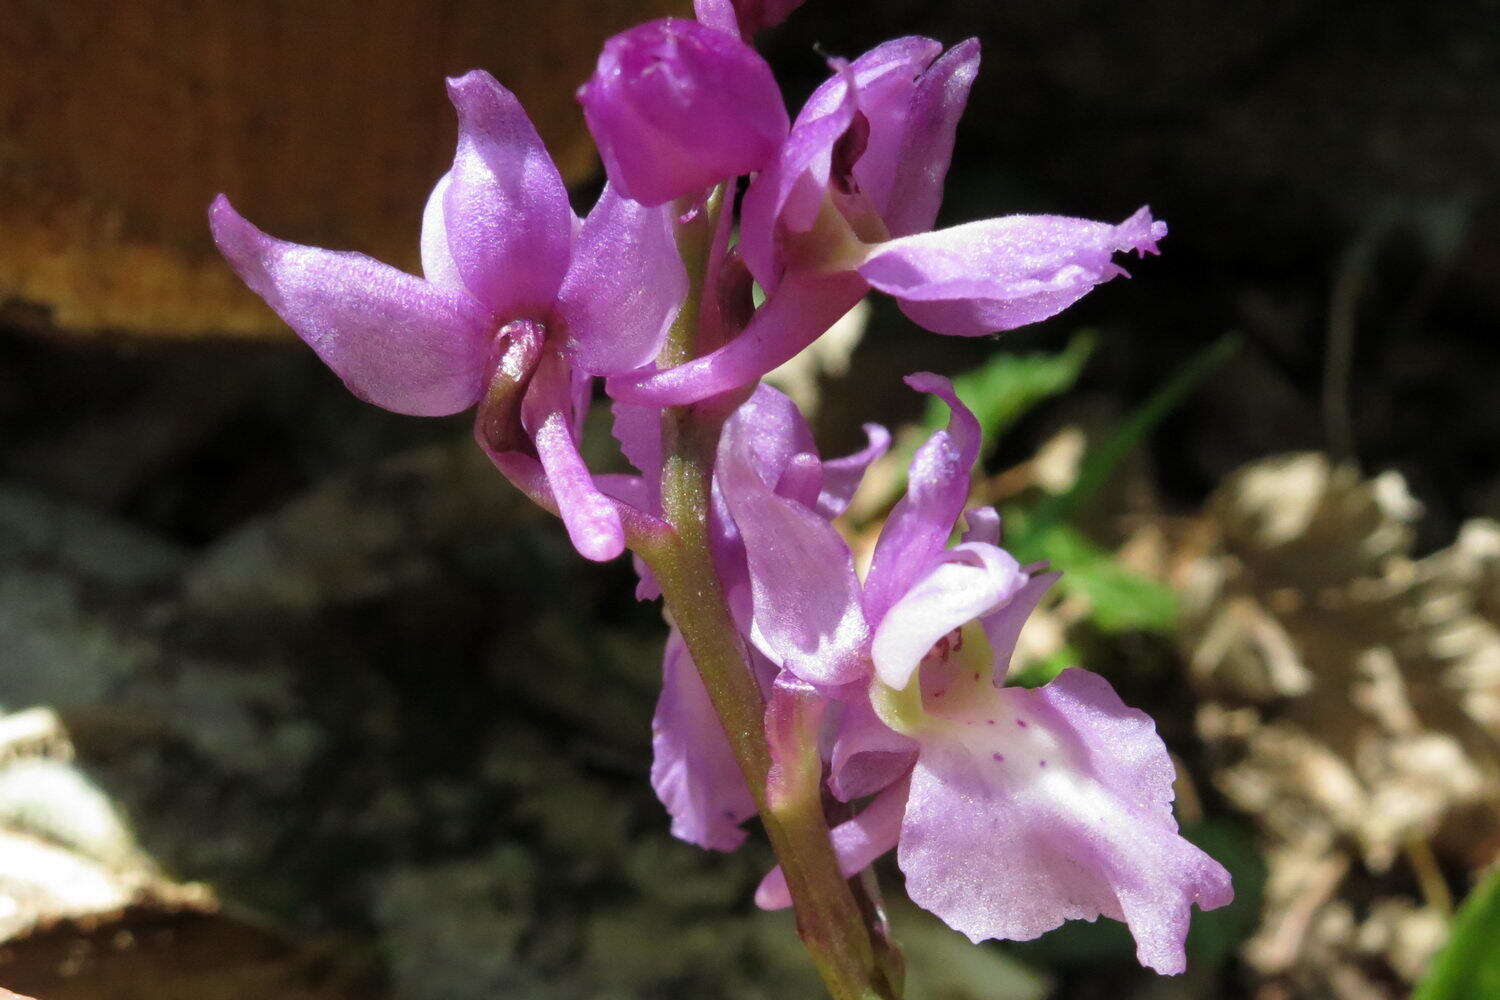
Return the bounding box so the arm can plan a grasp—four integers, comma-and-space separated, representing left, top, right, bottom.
1039, 760, 1048, 767
1016, 719, 1028, 728
986, 719, 996, 725
991, 752, 1005, 762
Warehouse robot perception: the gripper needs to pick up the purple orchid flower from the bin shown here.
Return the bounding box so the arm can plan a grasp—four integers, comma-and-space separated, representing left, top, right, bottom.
609, 38, 1168, 407
731, 374, 1231, 975
578, 17, 790, 207
210, 70, 686, 563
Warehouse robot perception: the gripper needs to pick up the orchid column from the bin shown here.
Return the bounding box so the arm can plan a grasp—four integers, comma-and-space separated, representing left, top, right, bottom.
208, 0, 1231, 995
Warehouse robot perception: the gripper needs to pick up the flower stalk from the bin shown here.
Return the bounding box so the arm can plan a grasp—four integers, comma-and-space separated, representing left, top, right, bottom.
644, 437, 895, 1000
633, 189, 897, 1000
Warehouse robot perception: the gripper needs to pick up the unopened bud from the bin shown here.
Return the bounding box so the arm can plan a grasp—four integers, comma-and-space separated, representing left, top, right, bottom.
578, 18, 789, 206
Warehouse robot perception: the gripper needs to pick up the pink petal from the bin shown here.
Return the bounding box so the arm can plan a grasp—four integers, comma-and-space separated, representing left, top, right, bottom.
632, 553, 662, 601
805, 37, 945, 121
755, 775, 908, 910
961, 506, 1001, 546
883, 39, 981, 238
593, 472, 653, 511
739, 37, 940, 288
862, 373, 981, 625
898, 669, 1233, 975
520, 351, 625, 561
738, 64, 861, 289
652, 630, 758, 851
858, 207, 1169, 337
706, 388, 878, 665
817, 423, 891, 520
606, 271, 868, 407
840, 39, 946, 224
444, 70, 573, 317
419, 172, 464, 291
610, 399, 664, 508
692, 0, 739, 34
209, 195, 490, 417
724, 384, 819, 476
717, 400, 869, 686
828, 684, 918, 802
775, 452, 824, 510
477, 444, 661, 557
707, 384, 815, 653
981, 570, 1060, 684
709, 500, 758, 645
557, 184, 686, 376
870, 542, 1025, 690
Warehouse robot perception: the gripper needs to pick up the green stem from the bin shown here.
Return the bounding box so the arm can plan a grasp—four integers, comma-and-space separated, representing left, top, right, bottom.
633, 187, 897, 1000
642, 423, 890, 1000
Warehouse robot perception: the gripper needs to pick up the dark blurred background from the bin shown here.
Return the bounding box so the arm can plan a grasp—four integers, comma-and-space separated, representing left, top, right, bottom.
1, 2, 1497, 998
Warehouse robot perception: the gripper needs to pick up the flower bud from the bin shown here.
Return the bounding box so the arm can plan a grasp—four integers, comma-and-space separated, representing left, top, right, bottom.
578, 18, 789, 206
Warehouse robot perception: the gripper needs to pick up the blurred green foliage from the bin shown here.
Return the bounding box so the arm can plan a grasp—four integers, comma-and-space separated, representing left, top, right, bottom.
1024, 333, 1240, 529
1009, 517, 1177, 634
1412, 868, 1500, 1000
920, 331, 1238, 685
922, 331, 1097, 462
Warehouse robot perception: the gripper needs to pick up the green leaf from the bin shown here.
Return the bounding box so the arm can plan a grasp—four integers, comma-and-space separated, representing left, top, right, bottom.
924, 331, 1097, 460
1003, 905, 1136, 968
1413, 868, 1500, 1000
893, 901, 1053, 1000
992, 336, 1236, 640
1029, 333, 1239, 530
1007, 644, 1079, 689
1008, 518, 1177, 634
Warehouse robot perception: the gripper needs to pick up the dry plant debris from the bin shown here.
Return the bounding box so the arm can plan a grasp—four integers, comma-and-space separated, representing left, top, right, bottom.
1169, 452, 1500, 999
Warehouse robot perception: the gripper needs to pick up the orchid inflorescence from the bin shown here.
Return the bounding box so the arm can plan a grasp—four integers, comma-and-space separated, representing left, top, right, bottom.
210, 0, 1230, 994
